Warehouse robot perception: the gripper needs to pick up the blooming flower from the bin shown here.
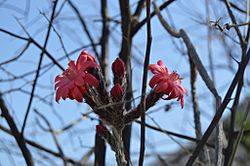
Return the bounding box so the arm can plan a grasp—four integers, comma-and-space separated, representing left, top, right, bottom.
149, 60, 187, 108
112, 58, 126, 77
110, 83, 124, 98
55, 51, 99, 103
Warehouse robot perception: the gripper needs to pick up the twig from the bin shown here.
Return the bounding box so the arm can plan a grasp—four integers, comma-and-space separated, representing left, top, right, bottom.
215, 122, 224, 166
133, 0, 145, 19
132, 0, 175, 37
119, 0, 133, 165
0, 92, 34, 166
180, 29, 221, 102
135, 120, 215, 149
21, 0, 59, 135
226, 1, 247, 14
94, 1, 110, 165
189, 57, 205, 163
138, 0, 152, 165
39, 10, 70, 60
0, 124, 79, 165
228, 97, 250, 165
67, 0, 99, 60
0, 28, 29, 40
100, 0, 110, 82
0, 30, 65, 71
224, 0, 246, 48
224, 73, 244, 165
0, 41, 31, 66
34, 108, 67, 166
205, 1, 214, 163
186, 47, 250, 166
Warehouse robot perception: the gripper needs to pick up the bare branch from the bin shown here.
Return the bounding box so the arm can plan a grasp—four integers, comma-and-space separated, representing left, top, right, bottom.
67, 0, 99, 60
0, 92, 34, 166
0, 124, 79, 165
119, 0, 133, 164
139, 0, 152, 165
21, 0, 59, 135
132, 0, 175, 37
186, 48, 250, 165
34, 108, 67, 166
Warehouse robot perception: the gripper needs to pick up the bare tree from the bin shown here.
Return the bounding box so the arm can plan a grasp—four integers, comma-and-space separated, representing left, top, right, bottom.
0, 0, 250, 165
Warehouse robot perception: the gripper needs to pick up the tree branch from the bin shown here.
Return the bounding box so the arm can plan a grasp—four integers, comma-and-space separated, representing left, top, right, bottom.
138, 0, 152, 165
0, 92, 34, 166
186, 47, 250, 165
21, 0, 59, 135
119, 0, 133, 165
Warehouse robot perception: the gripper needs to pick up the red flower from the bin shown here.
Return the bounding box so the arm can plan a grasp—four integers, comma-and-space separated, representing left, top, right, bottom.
55, 52, 99, 103
96, 125, 108, 135
110, 83, 124, 98
77, 50, 96, 67
112, 58, 126, 77
149, 60, 187, 108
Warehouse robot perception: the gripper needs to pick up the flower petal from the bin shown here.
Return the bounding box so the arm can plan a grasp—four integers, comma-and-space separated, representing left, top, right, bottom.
85, 73, 99, 88
149, 74, 163, 88
74, 75, 85, 86
76, 50, 96, 70
67, 60, 76, 70
55, 78, 71, 90
79, 61, 99, 72
156, 80, 170, 93
71, 87, 83, 102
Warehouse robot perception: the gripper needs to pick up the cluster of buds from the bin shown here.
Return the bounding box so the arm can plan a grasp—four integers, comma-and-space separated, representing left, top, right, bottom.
55, 50, 187, 165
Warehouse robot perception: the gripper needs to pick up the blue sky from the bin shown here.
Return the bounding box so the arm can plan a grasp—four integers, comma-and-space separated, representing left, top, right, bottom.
0, 0, 248, 165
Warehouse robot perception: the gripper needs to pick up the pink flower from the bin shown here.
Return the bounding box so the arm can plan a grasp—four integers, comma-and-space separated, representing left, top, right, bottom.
77, 50, 96, 67
149, 60, 187, 108
112, 58, 126, 77
55, 51, 99, 103
110, 83, 124, 98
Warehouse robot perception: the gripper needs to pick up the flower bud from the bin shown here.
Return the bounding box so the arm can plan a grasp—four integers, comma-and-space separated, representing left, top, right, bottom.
112, 58, 126, 77
96, 125, 108, 135
110, 83, 124, 98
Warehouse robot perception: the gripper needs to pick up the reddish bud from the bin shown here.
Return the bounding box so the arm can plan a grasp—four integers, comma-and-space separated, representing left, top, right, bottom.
110, 83, 124, 98
96, 125, 107, 135
112, 58, 126, 77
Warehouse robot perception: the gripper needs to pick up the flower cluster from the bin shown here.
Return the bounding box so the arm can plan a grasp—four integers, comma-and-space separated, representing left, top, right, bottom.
55, 51, 187, 121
